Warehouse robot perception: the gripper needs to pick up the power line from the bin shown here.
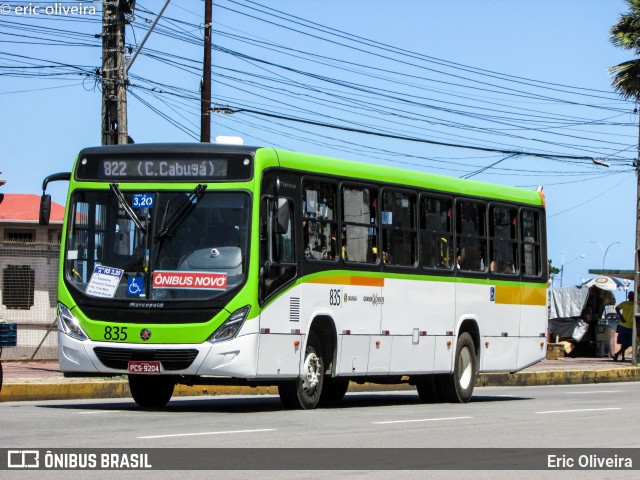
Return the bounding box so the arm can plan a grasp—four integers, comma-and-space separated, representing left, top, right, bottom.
214, 106, 626, 162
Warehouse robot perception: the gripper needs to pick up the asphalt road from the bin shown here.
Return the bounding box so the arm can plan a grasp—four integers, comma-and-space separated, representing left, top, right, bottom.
2, 383, 639, 479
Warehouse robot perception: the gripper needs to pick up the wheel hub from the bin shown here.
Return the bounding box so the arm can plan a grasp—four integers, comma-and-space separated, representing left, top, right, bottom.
458, 347, 473, 390
301, 352, 321, 392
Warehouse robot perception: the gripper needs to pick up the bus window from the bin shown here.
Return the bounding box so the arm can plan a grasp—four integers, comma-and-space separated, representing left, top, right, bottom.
341, 185, 378, 264
420, 195, 453, 269
260, 196, 297, 300
489, 205, 518, 275
381, 189, 417, 267
521, 209, 542, 277
302, 180, 338, 261
455, 201, 487, 272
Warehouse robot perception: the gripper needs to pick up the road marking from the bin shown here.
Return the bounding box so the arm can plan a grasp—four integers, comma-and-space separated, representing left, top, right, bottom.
562, 390, 620, 395
536, 408, 621, 415
138, 428, 276, 439
373, 416, 472, 425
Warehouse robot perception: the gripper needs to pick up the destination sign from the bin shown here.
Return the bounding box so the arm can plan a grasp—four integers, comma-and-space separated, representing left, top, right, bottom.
98, 159, 228, 179
75, 153, 253, 182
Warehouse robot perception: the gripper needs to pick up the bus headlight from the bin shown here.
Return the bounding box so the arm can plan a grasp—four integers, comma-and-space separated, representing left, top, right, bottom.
208, 306, 250, 344
57, 302, 88, 341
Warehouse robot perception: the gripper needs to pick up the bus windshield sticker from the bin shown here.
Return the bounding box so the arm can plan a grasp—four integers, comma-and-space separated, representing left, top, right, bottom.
152, 271, 228, 291
85, 265, 124, 298
127, 277, 145, 297
132, 193, 155, 209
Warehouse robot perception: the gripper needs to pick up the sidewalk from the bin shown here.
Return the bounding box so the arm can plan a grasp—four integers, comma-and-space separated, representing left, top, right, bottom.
2, 356, 640, 402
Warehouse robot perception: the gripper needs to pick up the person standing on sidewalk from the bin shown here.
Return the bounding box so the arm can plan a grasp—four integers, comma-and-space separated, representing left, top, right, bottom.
614, 291, 635, 361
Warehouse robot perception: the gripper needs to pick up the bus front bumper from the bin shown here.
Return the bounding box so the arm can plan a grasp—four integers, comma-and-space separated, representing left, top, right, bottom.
57, 330, 260, 379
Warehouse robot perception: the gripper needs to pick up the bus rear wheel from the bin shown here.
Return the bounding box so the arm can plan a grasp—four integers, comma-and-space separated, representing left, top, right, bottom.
128, 375, 175, 408
441, 332, 477, 403
416, 375, 445, 403
279, 333, 324, 410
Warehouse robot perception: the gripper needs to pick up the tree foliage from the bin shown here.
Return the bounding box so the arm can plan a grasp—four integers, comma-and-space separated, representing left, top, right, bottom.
610, 0, 640, 99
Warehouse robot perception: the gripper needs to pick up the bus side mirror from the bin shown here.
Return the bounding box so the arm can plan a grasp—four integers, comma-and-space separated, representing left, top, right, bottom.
39, 171, 71, 226
39, 194, 52, 226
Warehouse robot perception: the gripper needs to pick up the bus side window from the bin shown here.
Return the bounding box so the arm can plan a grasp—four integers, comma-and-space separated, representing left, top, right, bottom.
455, 201, 486, 272
382, 189, 417, 267
342, 185, 378, 264
521, 209, 542, 277
302, 180, 338, 261
489, 205, 518, 275
420, 195, 453, 270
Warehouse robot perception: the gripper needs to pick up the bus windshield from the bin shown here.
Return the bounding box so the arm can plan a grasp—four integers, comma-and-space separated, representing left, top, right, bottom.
65, 189, 250, 301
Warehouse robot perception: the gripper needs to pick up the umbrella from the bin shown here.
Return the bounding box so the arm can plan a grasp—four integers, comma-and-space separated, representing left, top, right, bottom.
580, 276, 626, 291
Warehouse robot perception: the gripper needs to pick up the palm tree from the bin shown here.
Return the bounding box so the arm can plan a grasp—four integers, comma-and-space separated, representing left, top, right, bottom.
610, 0, 640, 98
610, 0, 640, 366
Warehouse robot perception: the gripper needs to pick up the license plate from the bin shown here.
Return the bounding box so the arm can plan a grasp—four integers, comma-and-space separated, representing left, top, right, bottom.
127, 360, 162, 374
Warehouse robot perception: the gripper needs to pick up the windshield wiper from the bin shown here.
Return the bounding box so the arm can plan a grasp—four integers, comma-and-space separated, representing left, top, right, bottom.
156, 184, 207, 240
109, 183, 146, 233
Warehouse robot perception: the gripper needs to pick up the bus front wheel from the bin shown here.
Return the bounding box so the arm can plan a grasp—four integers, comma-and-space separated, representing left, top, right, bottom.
320, 377, 349, 404
278, 333, 324, 410
128, 375, 175, 408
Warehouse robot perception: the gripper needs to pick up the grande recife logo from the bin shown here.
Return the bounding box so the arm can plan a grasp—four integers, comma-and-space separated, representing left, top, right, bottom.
152, 271, 228, 290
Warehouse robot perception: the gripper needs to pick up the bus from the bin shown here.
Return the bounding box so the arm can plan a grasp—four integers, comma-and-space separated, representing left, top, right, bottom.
40, 143, 548, 409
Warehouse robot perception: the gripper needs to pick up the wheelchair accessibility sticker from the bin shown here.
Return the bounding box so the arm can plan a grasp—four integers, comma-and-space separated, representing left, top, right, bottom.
127, 277, 145, 297
490, 286, 495, 302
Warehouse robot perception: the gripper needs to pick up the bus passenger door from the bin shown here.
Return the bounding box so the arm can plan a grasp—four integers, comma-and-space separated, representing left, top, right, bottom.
257, 196, 301, 377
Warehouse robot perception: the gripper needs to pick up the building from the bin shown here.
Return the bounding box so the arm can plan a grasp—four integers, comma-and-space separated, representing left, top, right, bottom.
0, 193, 64, 360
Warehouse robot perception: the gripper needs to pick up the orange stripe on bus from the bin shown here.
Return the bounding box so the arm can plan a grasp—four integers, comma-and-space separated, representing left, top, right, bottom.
307, 276, 384, 287
494, 286, 546, 306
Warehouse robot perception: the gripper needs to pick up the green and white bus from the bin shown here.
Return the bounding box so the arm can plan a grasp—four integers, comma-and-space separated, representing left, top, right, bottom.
41, 143, 548, 409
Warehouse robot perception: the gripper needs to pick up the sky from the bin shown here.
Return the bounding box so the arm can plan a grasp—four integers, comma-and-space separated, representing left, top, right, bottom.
0, 0, 637, 299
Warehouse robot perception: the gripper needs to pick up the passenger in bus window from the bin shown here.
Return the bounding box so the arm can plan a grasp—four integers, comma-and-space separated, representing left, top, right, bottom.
490, 258, 497, 273
457, 247, 466, 269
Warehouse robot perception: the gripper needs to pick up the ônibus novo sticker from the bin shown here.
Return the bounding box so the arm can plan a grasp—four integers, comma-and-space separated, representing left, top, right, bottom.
152, 271, 228, 291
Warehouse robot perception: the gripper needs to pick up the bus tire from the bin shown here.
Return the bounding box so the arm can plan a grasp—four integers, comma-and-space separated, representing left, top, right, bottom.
442, 332, 477, 403
278, 333, 324, 410
320, 377, 349, 404
128, 375, 175, 408
416, 375, 443, 403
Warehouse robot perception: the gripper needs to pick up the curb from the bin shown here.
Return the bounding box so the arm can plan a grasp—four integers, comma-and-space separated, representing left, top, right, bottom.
1, 368, 639, 402
477, 366, 640, 387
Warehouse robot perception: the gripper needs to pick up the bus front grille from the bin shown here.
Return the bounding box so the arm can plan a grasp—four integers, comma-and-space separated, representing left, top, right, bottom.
93, 347, 199, 371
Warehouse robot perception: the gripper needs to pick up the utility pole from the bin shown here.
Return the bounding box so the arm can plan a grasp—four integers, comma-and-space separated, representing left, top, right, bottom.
200, 0, 212, 142
633, 111, 640, 366
101, 0, 130, 145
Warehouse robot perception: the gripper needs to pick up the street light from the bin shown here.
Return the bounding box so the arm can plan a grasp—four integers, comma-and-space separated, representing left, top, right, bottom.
590, 241, 621, 270
560, 252, 585, 287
